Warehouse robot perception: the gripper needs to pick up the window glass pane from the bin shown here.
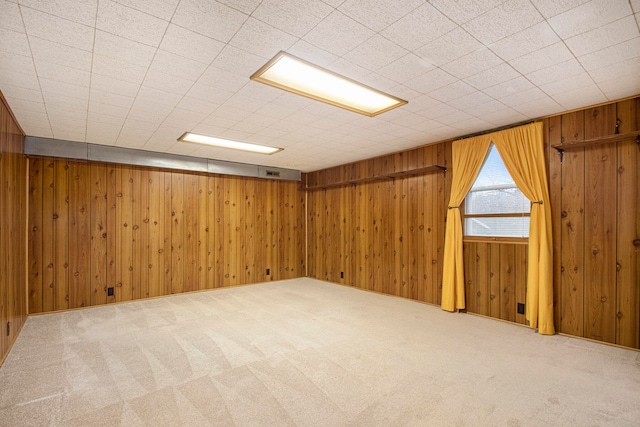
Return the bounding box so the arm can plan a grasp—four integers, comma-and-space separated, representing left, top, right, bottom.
465, 216, 530, 238
466, 145, 530, 215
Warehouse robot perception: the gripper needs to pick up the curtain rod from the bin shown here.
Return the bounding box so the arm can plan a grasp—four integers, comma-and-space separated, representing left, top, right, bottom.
456, 120, 536, 141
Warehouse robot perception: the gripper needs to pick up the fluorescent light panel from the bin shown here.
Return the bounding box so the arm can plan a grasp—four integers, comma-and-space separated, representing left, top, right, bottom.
251, 51, 407, 117
178, 132, 282, 155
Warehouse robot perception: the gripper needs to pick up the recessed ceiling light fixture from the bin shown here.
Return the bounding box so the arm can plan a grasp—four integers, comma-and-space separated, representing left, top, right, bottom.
250, 51, 407, 117
178, 132, 282, 155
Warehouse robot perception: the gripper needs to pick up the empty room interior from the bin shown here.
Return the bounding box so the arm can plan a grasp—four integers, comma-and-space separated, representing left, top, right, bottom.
1, 0, 640, 425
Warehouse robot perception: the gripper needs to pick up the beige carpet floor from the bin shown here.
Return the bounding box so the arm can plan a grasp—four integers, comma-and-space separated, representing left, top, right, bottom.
1, 278, 639, 426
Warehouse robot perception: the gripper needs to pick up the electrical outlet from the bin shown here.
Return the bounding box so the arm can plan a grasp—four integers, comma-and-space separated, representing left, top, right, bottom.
266, 268, 270, 275
340, 272, 344, 279
107, 287, 114, 296
517, 303, 525, 315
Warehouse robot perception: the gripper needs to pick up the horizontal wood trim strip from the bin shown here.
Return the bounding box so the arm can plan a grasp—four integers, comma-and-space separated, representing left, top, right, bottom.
463, 237, 529, 245
303, 165, 446, 191
551, 130, 639, 151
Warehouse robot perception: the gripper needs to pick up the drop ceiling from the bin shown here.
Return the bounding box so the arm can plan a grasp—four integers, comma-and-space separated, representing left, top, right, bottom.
1, 0, 639, 172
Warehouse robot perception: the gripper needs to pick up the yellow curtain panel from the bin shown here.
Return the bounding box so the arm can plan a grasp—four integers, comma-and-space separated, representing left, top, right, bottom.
441, 122, 555, 335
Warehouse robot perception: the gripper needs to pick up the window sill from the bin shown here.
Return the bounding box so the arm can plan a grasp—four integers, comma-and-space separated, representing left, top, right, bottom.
463, 236, 528, 245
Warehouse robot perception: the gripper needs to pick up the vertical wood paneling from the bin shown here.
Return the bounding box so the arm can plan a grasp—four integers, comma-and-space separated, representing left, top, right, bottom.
0, 94, 27, 366
53, 160, 69, 311
42, 160, 55, 312
28, 158, 43, 313
560, 111, 585, 336
147, 169, 164, 298
90, 163, 107, 306
615, 99, 639, 347
584, 105, 617, 343
68, 162, 90, 308
183, 172, 198, 292
464, 242, 477, 314
29, 161, 305, 314
499, 244, 516, 322
515, 245, 528, 325
547, 116, 563, 329
171, 172, 184, 293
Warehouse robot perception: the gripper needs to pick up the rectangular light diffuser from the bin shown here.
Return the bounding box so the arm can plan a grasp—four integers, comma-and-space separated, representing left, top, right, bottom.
178, 132, 282, 155
250, 51, 407, 117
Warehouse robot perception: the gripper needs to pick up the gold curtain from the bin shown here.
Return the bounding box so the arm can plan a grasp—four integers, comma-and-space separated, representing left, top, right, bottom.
441, 135, 491, 311
492, 122, 554, 335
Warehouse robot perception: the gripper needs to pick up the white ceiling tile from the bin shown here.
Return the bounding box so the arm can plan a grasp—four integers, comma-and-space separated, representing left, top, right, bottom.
474, 99, 510, 115
429, 0, 504, 25
488, 22, 560, 61
482, 76, 535, 99
381, 3, 457, 51
525, 59, 585, 85
550, 86, 607, 110
4, 98, 47, 114
565, 15, 639, 57
134, 86, 182, 108
237, 83, 281, 103
229, 17, 298, 59
97, 0, 168, 47
286, 41, 338, 70
588, 56, 640, 83
270, 92, 314, 111
0, 83, 41, 103
216, 0, 261, 15
29, 36, 92, 72
150, 50, 208, 81
578, 35, 640, 71
404, 68, 458, 94
112, 0, 179, 21
0, 49, 34, 73
463, 0, 544, 45
500, 87, 548, 107
92, 54, 148, 84
416, 27, 484, 67
34, 61, 91, 87
175, 97, 219, 115
448, 90, 495, 109
39, 78, 89, 100
598, 76, 640, 101
510, 42, 574, 75
631, 0, 640, 12
338, 0, 424, 32
529, 0, 590, 19
90, 74, 140, 97
94, 30, 156, 68
142, 69, 194, 95
463, 63, 521, 90
87, 111, 126, 126
547, 0, 633, 39
303, 10, 374, 57
361, 72, 397, 92
326, 57, 371, 82
18, 0, 97, 26
377, 53, 436, 84
89, 89, 134, 109
538, 72, 595, 95
52, 128, 87, 142
419, 102, 459, 119
21, 6, 94, 51
186, 82, 234, 105
89, 101, 130, 118
433, 109, 474, 126
442, 48, 504, 79
199, 66, 248, 94
481, 108, 528, 126
251, 0, 333, 38
158, 24, 225, 64
172, 0, 248, 43
0, 28, 29, 55
430, 81, 476, 103
209, 45, 269, 76
0, 0, 24, 32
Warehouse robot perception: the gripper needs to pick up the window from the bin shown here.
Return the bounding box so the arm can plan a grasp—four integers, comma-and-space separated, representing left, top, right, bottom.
464, 144, 530, 238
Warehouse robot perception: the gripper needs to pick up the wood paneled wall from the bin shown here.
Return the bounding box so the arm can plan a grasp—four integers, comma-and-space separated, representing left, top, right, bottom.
0, 92, 27, 366
305, 143, 451, 304
306, 96, 640, 349
28, 158, 305, 313
544, 98, 640, 348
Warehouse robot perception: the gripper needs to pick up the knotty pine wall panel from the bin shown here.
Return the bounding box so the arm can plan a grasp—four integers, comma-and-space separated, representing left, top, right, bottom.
0, 92, 27, 366
306, 95, 639, 349
305, 144, 449, 304
28, 159, 305, 314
